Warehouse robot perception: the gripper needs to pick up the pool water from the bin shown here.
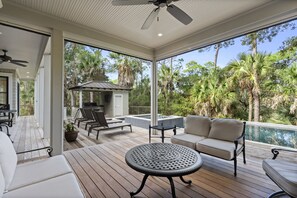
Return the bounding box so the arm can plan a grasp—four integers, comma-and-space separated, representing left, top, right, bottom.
245, 125, 297, 148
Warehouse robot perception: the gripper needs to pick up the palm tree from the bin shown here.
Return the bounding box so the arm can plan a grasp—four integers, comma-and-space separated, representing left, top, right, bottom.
158, 58, 181, 115
191, 63, 228, 117
227, 53, 254, 121
252, 53, 270, 122
109, 52, 142, 88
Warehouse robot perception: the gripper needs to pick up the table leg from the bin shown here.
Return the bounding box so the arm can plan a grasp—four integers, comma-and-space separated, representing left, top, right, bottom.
173, 125, 176, 135
180, 176, 192, 184
149, 125, 151, 143
161, 129, 164, 143
130, 174, 149, 197
167, 177, 176, 198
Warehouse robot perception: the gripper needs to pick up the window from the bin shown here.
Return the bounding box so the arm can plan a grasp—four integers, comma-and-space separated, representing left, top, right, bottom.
0, 76, 8, 105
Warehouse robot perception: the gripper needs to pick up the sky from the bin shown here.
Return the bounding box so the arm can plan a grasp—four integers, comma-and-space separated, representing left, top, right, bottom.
177, 22, 297, 68
102, 19, 297, 80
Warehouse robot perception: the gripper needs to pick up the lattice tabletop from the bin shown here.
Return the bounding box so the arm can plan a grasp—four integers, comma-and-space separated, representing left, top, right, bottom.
125, 143, 202, 177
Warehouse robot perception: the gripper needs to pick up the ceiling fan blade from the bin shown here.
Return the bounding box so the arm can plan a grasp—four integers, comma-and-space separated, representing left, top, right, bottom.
10, 60, 28, 63
141, 8, 160, 30
10, 62, 27, 67
112, 0, 152, 6
167, 4, 192, 25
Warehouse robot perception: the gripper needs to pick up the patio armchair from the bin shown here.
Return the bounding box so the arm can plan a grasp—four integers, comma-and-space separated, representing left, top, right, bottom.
0, 121, 12, 142
262, 148, 297, 198
0, 133, 84, 198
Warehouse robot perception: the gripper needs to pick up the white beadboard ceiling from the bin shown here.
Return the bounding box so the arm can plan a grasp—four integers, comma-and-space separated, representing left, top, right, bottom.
0, 24, 48, 79
8, 0, 271, 49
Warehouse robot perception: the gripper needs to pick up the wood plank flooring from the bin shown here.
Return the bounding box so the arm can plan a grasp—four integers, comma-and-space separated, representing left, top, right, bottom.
64, 136, 284, 198
5, 116, 295, 197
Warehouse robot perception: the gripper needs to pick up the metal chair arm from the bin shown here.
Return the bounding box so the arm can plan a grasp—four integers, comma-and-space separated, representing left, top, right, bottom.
271, 147, 297, 159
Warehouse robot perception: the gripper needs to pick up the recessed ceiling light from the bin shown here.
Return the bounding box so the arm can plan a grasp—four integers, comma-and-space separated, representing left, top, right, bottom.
0, 32, 2, 35
158, 33, 163, 37
26, 72, 30, 74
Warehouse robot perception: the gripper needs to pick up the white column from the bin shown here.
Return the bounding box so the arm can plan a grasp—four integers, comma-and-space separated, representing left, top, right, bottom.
43, 54, 51, 139
151, 59, 158, 130
50, 29, 64, 156
39, 68, 45, 128
34, 73, 40, 124
79, 91, 82, 108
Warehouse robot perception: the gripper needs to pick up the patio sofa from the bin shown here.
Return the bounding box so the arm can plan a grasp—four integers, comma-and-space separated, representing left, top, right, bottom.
0, 133, 84, 198
171, 115, 246, 176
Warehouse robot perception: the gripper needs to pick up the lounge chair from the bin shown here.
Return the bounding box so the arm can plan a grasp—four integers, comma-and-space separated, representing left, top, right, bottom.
262, 148, 297, 198
77, 108, 99, 128
87, 111, 123, 131
74, 108, 89, 126
88, 112, 132, 140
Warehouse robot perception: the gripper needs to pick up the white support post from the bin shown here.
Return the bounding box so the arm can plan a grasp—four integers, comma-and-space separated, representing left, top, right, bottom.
50, 29, 64, 156
43, 54, 51, 139
39, 68, 44, 128
151, 59, 158, 134
79, 91, 82, 108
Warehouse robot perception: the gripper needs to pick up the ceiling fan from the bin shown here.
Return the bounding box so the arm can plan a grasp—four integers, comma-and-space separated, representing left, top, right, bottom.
0, 50, 28, 67
112, 0, 193, 30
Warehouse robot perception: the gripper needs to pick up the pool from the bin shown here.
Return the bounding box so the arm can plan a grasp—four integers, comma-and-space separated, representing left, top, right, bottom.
245, 123, 297, 149
125, 114, 184, 129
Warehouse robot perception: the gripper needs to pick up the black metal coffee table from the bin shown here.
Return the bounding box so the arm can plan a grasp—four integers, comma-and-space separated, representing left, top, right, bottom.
125, 143, 202, 198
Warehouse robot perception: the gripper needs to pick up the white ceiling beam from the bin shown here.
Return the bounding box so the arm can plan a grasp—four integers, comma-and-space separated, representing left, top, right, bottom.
155, 0, 297, 61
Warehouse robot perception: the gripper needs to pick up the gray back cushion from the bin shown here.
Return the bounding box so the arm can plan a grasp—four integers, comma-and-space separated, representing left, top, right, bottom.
184, 115, 211, 137
208, 118, 244, 141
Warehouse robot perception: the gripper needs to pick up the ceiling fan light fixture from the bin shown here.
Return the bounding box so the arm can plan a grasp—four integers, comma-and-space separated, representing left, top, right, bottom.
112, 0, 192, 29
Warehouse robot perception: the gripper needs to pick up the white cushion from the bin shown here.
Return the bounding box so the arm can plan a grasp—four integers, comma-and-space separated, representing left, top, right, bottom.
208, 119, 244, 142
263, 159, 297, 197
3, 173, 84, 198
0, 133, 17, 191
196, 138, 242, 160
0, 166, 5, 198
9, 155, 72, 191
184, 115, 211, 137
171, 134, 205, 150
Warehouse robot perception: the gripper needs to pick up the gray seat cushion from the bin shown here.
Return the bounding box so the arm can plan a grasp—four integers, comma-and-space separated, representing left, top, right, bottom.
3, 173, 84, 198
196, 138, 242, 160
262, 159, 297, 197
171, 134, 205, 150
9, 155, 72, 191
184, 115, 211, 137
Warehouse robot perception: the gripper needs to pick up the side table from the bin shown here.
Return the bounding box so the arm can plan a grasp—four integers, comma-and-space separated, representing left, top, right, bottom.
149, 124, 176, 143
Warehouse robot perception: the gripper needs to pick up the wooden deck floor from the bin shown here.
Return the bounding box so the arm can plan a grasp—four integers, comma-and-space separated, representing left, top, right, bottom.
64, 137, 283, 198
6, 116, 296, 197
